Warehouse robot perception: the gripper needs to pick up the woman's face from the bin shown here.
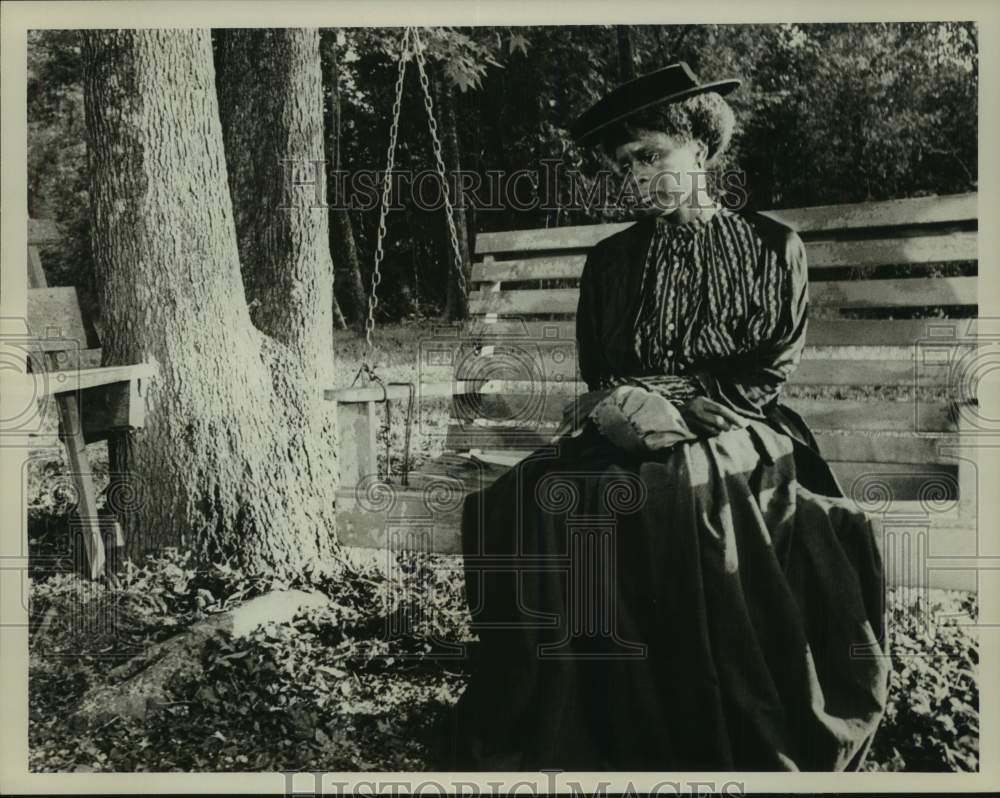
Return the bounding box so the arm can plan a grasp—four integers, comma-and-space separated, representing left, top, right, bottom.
612, 130, 708, 215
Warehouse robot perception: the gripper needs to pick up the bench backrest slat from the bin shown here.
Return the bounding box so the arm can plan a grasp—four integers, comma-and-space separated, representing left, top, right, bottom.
472, 230, 976, 283
468, 275, 978, 317
28, 218, 62, 247
26, 286, 102, 353
474, 192, 977, 255
461, 318, 978, 348
27, 221, 104, 364
452, 351, 962, 388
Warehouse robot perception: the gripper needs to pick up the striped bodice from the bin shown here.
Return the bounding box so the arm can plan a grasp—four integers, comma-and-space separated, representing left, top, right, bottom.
633, 205, 791, 377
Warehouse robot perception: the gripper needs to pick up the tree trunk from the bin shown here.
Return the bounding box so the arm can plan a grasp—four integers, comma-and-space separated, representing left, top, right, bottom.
212, 29, 336, 368
320, 32, 368, 333
616, 26, 636, 82
436, 76, 471, 322
82, 29, 342, 572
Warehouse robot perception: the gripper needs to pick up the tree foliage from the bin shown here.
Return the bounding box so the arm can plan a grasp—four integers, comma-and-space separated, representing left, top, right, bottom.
28, 22, 977, 327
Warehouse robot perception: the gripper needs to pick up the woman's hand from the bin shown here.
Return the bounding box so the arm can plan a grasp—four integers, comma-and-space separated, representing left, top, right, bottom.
588, 385, 697, 455
680, 396, 747, 437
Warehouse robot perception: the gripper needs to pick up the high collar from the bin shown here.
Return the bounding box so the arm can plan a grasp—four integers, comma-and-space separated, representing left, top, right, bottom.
653, 200, 723, 236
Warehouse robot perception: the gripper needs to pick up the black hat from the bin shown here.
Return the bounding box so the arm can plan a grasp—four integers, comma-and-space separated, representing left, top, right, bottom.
570, 62, 741, 146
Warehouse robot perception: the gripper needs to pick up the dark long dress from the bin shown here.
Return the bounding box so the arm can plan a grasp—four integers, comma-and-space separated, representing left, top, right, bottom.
446, 206, 890, 772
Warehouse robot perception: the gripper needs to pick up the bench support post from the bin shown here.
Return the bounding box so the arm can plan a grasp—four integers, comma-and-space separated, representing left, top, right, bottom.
338, 400, 378, 490
956, 410, 977, 523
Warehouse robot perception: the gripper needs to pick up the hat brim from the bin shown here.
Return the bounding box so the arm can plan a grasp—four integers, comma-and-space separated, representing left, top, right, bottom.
575, 78, 742, 147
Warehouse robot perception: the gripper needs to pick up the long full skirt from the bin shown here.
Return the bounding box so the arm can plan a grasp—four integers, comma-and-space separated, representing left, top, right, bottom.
447, 419, 890, 771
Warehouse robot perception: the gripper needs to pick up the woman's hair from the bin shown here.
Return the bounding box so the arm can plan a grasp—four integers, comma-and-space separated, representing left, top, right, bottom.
597, 91, 736, 164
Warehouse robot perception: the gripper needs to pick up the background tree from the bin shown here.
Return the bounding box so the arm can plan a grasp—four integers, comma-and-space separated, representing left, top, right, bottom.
616, 26, 636, 81
213, 28, 344, 351
320, 30, 369, 330
434, 67, 473, 320
82, 28, 342, 571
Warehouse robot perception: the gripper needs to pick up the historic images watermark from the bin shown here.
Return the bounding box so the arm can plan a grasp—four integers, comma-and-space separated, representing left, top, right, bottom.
283, 771, 746, 797
280, 158, 750, 215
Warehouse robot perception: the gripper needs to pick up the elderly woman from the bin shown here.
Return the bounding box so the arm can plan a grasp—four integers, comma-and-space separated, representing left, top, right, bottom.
447, 63, 889, 772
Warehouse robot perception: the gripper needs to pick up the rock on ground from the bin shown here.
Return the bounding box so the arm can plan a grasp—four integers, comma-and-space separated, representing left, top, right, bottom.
71, 589, 330, 726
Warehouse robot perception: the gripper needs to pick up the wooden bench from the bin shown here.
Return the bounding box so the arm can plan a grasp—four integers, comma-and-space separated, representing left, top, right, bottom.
23, 219, 157, 579
332, 193, 981, 592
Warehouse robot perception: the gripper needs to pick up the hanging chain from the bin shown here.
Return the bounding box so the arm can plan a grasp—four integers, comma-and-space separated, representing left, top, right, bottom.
361, 25, 469, 362
361, 27, 413, 363
353, 27, 466, 485
409, 27, 468, 299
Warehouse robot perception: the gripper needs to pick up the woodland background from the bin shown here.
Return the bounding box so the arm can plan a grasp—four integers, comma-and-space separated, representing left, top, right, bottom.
24, 23, 980, 774
29, 22, 978, 326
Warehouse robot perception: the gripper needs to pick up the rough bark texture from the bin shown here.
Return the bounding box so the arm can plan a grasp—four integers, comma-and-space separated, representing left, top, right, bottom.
82, 29, 341, 571
437, 77, 471, 321
213, 29, 336, 370
321, 34, 369, 332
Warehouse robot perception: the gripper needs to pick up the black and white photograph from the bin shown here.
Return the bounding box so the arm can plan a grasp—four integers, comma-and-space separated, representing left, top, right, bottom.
1, 1, 997, 793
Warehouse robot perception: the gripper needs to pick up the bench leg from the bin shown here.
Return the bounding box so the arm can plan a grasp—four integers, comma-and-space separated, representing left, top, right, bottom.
56, 393, 106, 580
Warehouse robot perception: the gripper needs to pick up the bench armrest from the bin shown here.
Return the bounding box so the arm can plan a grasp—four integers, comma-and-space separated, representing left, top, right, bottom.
37, 363, 158, 397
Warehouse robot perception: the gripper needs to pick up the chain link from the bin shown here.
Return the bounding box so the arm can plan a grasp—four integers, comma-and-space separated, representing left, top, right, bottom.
410, 27, 468, 299
362, 27, 413, 363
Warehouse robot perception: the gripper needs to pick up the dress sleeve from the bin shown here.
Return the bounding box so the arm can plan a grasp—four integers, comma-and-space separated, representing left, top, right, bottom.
692, 230, 809, 420
576, 248, 609, 391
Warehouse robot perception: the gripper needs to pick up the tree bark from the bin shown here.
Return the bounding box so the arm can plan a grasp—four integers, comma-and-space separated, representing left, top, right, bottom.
82, 29, 342, 572
320, 32, 368, 333
436, 75, 471, 322
212, 29, 337, 368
